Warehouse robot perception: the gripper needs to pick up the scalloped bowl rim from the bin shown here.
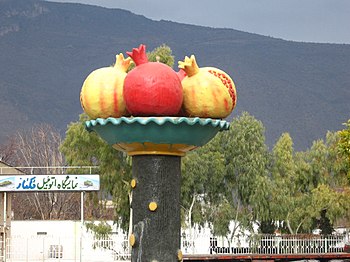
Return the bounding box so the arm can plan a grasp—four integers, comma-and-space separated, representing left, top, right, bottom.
85, 117, 230, 153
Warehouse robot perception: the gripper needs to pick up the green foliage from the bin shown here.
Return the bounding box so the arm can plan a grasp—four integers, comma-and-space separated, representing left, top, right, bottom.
147, 44, 175, 67
270, 133, 306, 233
272, 133, 295, 180
210, 201, 235, 237
269, 130, 350, 234
181, 137, 226, 228
201, 115, 350, 237
85, 221, 112, 238
338, 120, 350, 180
223, 112, 271, 228
188, 112, 272, 238
315, 209, 334, 235
338, 120, 350, 159
60, 110, 350, 238
324, 131, 349, 186
60, 113, 132, 230
258, 220, 276, 234
125, 44, 175, 71
311, 184, 349, 225
222, 112, 270, 206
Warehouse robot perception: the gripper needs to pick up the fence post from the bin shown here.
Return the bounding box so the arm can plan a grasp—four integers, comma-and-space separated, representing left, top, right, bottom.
26, 238, 29, 262
59, 237, 61, 262
80, 192, 84, 262
42, 237, 45, 262
325, 237, 328, 253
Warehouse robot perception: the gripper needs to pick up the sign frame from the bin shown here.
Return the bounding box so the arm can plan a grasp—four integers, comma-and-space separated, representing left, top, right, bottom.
0, 174, 100, 192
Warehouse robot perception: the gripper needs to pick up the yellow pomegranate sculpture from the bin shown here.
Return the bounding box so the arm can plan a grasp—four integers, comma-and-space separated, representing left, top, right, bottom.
80, 53, 132, 119
178, 55, 237, 119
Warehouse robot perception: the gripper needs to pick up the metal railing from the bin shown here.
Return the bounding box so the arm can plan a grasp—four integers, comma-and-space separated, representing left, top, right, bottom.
0, 233, 348, 261
208, 234, 347, 255
86, 235, 131, 261
0, 166, 99, 175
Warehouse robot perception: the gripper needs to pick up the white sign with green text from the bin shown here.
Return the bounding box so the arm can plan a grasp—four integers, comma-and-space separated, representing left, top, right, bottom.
0, 174, 100, 191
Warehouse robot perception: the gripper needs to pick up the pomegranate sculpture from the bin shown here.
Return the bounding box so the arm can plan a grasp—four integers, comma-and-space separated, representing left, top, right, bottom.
123, 44, 183, 116
82, 44, 237, 262
80, 53, 132, 119
80, 44, 237, 120
178, 55, 237, 118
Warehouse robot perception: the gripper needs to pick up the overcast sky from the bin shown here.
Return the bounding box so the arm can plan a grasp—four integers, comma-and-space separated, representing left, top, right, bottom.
46, 0, 350, 44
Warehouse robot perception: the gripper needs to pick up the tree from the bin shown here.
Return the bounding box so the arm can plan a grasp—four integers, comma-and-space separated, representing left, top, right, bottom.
181, 137, 226, 241
10, 124, 82, 220
271, 134, 330, 233
269, 132, 310, 234
147, 44, 175, 67
306, 133, 350, 232
120, 44, 175, 71
0, 136, 17, 163
322, 131, 349, 187
310, 184, 349, 234
338, 119, 350, 180
270, 130, 350, 234
60, 114, 131, 227
200, 112, 271, 241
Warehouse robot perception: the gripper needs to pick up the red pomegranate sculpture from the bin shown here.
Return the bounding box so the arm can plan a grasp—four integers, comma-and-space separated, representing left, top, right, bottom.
123, 44, 183, 116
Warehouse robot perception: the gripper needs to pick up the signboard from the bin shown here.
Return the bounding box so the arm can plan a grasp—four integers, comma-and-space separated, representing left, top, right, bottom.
0, 174, 100, 192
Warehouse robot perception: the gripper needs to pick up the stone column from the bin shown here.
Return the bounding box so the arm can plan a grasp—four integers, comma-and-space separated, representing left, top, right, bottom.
130, 155, 181, 262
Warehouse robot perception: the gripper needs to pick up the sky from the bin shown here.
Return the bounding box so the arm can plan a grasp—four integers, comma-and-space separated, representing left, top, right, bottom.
46, 0, 350, 44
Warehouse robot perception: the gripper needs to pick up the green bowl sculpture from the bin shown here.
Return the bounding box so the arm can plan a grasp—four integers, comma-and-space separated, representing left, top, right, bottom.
85, 117, 229, 156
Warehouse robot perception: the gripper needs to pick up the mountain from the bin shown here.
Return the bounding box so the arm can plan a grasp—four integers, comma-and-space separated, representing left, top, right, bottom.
0, 0, 349, 151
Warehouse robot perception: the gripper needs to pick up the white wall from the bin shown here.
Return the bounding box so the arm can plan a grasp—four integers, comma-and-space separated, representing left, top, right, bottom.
9, 220, 129, 262
11, 220, 83, 238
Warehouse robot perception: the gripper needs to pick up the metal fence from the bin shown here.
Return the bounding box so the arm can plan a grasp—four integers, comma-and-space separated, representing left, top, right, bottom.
0, 233, 348, 261
209, 234, 347, 255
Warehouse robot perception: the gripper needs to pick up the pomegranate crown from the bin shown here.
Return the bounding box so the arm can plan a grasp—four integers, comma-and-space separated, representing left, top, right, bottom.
113, 53, 133, 72
178, 55, 199, 77
126, 44, 148, 66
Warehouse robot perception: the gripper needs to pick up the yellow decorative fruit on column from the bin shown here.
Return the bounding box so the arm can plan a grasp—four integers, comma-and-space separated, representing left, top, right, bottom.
177, 249, 183, 261
178, 55, 237, 119
130, 179, 137, 188
149, 202, 158, 211
80, 53, 132, 119
129, 233, 136, 247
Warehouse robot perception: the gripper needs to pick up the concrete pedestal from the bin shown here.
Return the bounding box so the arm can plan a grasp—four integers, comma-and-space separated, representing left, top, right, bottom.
131, 155, 181, 262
